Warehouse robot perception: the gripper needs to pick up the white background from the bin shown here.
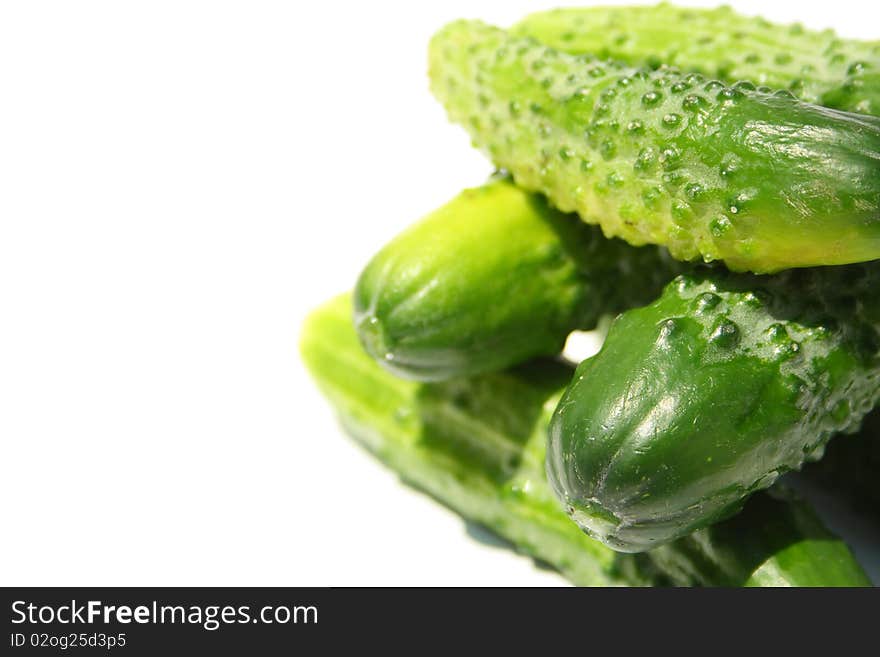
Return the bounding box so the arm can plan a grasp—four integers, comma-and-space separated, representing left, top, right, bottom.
1, 0, 878, 585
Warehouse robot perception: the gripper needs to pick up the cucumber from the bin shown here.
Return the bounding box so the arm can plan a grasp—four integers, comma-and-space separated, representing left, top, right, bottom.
428, 21, 880, 273
354, 177, 680, 380
548, 263, 880, 552
514, 4, 880, 115
301, 293, 871, 586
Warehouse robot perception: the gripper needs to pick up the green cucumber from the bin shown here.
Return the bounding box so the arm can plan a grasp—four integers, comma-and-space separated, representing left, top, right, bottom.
301, 293, 871, 586
354, 176, 680, 380
514, 4, 880, 115
428, 21, 880, 273
548, 264, 880, 552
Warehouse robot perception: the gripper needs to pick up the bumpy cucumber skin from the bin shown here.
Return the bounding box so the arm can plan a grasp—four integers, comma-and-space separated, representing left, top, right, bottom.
301, 294, 871, 586
514, 4, 880, 115
429, 21, 880, 273
548, 263, 880, 552
354, 177, 679, 381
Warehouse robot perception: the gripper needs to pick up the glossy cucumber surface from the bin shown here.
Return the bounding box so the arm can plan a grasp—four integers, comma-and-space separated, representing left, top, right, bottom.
514, 4, 880, 115
301, 294, 871, 585
429, 21, 880, 272
548, 263, 880, 552
354, 177, 679, 380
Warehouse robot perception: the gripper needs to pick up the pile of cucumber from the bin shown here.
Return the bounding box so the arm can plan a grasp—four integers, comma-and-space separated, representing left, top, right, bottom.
302, 4, 880, 586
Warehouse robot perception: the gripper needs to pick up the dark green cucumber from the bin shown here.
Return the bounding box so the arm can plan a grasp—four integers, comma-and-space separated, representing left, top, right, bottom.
354, 176, 680, 380
514, 4, 880, 115
429, 21, 880, 273
548, 263, 880, 552
301, 293, 871, 586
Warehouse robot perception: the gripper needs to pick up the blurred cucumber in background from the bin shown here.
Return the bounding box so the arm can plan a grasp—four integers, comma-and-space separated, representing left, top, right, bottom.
514, 3, 880, 114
